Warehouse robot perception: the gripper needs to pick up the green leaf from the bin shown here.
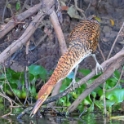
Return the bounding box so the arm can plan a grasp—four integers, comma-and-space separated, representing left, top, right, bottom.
94, 87, 103, 96
88, 102, 94, 112
106, 89, 124, 103
6, 90, 13, 96
94, 16, 101, 22
94, 100, 103, 110
29, 86, 36, 97
0, 97, 3, 103
71, 92, 77, 99
114, 70, 120, 79
83, 95, 92, 105
13, 107, 23, 114
16, 1, 21, 11
106, 100, 115, 108
6, 68, 23, 82
78, 103, 85, 112
0, 74, 5, 80
7, 4, 11, 9
91, 91, 96, 98
60, 78, 71, 91
29, 65, 47, 81
13, 89, 22, 98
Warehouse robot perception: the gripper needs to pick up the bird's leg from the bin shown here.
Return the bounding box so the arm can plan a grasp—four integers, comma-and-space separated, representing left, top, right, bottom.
91, 54, 103, 74
67, 65, 79, 89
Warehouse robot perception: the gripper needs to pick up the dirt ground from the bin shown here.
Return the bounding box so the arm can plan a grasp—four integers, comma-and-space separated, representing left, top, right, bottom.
0, 0, 124, 75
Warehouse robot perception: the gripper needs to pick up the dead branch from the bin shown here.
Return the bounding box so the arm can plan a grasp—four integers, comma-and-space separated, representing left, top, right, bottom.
50, 11, 67, 54
0, 12, 45, 64
0, 0, 56, 64
0, 3, 42, 39
107, 22, 124, 59
67, 57, 124, 113
43, 49, 124, 105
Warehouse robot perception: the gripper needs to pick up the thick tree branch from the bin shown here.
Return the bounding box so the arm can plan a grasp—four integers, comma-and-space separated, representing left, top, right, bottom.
0, 0, 55, 64
50, 11, 67, 54
67, 57, 124, 112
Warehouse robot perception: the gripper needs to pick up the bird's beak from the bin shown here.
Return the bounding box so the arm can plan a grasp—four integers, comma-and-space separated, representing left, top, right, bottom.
30, 99, 43, 117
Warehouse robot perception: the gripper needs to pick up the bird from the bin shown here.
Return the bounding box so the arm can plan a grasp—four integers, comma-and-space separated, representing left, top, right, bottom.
30, 19, 102, 116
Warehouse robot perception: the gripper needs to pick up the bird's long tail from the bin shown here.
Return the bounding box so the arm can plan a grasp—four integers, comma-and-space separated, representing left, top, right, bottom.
30, 79, 55, 116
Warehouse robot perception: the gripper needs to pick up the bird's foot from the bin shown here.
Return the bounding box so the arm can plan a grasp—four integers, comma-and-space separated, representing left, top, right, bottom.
95, 62, 103, 75
67, 79, 80, 90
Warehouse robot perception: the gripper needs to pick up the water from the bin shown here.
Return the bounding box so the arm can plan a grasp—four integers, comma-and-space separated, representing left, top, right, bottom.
0, 109, 124, 124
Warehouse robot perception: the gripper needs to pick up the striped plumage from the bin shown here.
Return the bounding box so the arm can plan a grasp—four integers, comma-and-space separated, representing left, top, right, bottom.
30, 20, 100, 116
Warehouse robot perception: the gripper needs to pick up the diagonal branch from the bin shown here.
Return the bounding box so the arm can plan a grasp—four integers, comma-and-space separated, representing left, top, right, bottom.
0, 0, 55, 64
67, 56, 124, 112
0, 11, 45, 64
43, 49, 124, 105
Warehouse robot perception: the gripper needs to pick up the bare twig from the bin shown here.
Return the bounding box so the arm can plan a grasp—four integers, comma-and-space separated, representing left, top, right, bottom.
3, 65, 23, 105
0, 92, 13, 117
74, 0, 86, 19
98, 43, 105, 61
85, 0, 92, 13
20, 0, 29, 13
24, 40, 30, 105
107, 22, 124, 59
106, 66, 124, 92
0, 0, 56, 63
2, 0, 7, 23
17, 106, 33, 119
103, 82, 107, 115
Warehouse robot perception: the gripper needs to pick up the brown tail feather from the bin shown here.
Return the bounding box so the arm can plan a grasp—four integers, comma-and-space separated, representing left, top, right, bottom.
30, 79, 55, 116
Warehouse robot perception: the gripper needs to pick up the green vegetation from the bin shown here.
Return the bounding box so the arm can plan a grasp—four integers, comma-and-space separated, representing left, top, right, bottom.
0, 65, 124, 115
58, 68, 124, 114
16, 1, 21, 11
0, 65, 47, 100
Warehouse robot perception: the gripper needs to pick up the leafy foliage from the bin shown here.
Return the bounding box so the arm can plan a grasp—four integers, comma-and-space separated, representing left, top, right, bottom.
0, 65, 48, 100
0, 64, 124, 115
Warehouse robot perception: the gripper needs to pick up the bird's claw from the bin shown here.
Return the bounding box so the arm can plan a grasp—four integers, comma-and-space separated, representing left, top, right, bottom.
95, 62, 103, 75
67, 79, 80, 91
